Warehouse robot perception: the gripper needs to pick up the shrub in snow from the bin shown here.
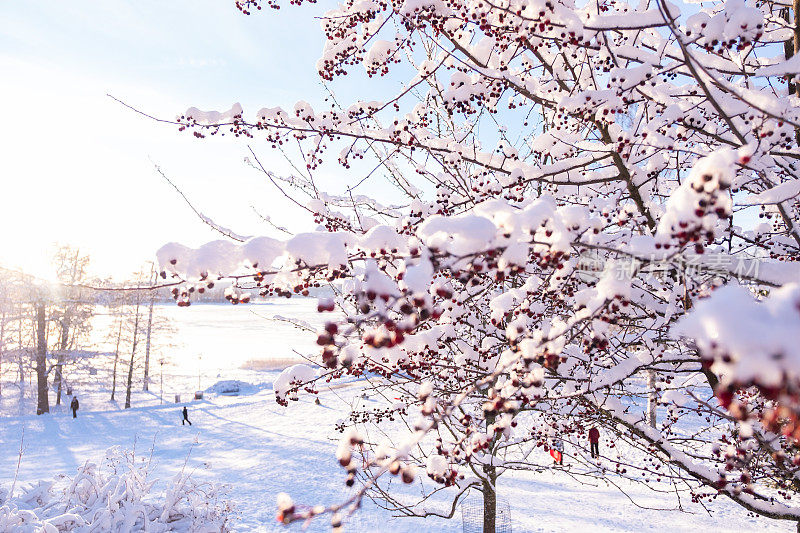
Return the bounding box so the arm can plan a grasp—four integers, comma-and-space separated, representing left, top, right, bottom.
206, 379, 263, 395
208, 380, 242, 394
154, 0, 800, 529
0, 447, 233, 532
273, 364, 317, 405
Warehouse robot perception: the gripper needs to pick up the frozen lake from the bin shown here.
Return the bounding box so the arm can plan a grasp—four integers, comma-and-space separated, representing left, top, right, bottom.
155, 299, 325, 371
85, 298, 331, 398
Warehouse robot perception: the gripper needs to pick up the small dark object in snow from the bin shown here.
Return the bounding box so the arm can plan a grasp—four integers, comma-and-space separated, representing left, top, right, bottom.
182, 406, 192, 426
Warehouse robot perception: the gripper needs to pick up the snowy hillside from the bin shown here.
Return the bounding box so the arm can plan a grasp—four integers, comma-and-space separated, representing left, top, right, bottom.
0, 374, 790, 532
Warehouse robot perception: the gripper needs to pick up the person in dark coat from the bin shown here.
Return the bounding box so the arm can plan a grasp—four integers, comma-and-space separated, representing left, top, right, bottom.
182, 406, 192, 425
589, 426, 600, 458
70, 396, 79, 419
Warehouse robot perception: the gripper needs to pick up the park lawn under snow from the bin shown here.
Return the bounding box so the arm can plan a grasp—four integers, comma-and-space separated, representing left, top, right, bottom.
0, 374, 791, 532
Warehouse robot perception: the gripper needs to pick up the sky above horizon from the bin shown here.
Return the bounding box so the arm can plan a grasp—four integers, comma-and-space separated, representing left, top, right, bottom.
0, 0, 364, 281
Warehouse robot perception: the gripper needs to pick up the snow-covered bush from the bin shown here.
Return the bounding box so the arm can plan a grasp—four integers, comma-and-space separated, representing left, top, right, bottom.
0, 447, 233, 532
150, 0, 800, 529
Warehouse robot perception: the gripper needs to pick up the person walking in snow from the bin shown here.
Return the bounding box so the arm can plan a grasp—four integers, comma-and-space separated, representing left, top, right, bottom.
589, 426, 600, 458
70, 396, 79, 419
182, 406, 192, 426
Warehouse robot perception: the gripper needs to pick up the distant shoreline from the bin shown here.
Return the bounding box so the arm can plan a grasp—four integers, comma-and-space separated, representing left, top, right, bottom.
240, 357, 309, 371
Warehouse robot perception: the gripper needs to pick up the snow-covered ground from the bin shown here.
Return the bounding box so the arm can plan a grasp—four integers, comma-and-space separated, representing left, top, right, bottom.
0, 301, 794, 531
0, 378, 792, 532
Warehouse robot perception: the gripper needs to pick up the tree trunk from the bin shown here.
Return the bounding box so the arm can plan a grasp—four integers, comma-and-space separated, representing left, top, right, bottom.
143, 294, 154, 392
795, 0, 800, 58
789, 1, 800, 81
55, 249, 81, 406
54, 318, 70, 406
482, 469, 497, 533
646, 369, 657, 428
125, 301, 142, 409
0, 309, 5, 397
17, 321, 24, 393
784, 2, 800, 144
35, 302, 49, 415
111, 321, 122, 401
125, 346, 136, 408
54, 360, 63, 405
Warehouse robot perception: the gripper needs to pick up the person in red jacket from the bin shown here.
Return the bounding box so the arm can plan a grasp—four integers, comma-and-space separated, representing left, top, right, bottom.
549, 437, 564, 465
589, 427, 600, 458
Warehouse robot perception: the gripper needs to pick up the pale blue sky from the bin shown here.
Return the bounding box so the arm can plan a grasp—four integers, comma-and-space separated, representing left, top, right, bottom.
0, 0, 375, 279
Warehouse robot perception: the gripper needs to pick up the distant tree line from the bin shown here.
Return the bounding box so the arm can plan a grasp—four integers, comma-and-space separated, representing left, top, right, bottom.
0, 247, 173, 414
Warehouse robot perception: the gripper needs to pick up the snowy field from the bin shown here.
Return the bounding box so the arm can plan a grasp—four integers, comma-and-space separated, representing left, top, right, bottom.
0, 301, 793, 532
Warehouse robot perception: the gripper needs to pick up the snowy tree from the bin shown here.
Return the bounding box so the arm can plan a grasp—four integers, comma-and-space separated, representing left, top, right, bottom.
0, 269, 33, 397
49, 246, 94, 406
149, 0, 800, 529
109, 274, 150, 409
104, 271, 173, 407
0, 251, 95, 414
0, 272, 56, 415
